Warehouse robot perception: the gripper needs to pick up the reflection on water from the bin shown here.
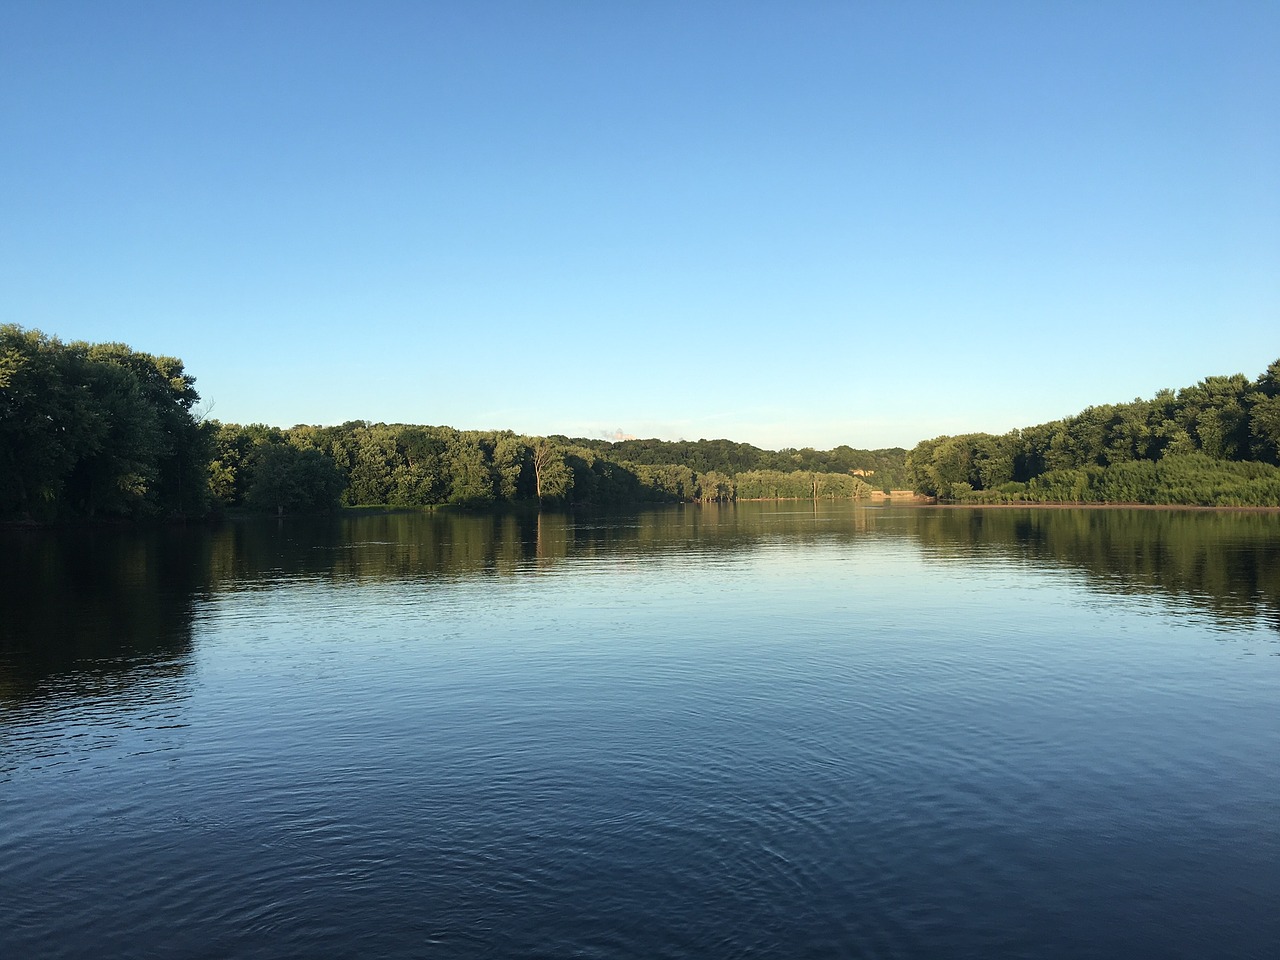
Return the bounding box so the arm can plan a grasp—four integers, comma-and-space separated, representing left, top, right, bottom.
0, 526, 210, 706
202, 505, 875, 587
903, 507, 1280, 631
9, 504, 1272, 684
1, 504, 1278, 960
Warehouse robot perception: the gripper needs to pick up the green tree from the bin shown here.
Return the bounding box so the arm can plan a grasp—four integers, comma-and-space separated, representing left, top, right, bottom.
392, 426, 449, 504
1248, 394, 1280, 465
0, 326, 92, 517
492, 435, 528, 501
697, 470, 733, 501
530, 439, 571, 503
0, 327, 210, 519
447, 434, 495, 505
245, 444, 344, 515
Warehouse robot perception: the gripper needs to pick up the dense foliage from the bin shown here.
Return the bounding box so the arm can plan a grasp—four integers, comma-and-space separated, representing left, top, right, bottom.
906, 359, 1280, 505
1, 326, 211, 520
15, 324, 1275, 516
566, 437, 908, 489
204, 421, 879, 512
3, 327, 892, 519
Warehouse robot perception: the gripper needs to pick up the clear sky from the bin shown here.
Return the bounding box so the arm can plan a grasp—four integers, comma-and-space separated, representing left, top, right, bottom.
2, 1, 1277, 450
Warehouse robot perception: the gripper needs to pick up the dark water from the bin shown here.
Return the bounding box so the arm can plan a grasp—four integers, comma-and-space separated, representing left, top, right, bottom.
2, 504, 1277, 959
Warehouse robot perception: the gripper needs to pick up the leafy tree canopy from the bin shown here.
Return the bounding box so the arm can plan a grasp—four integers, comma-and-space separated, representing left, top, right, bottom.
906, 358, 1280, 505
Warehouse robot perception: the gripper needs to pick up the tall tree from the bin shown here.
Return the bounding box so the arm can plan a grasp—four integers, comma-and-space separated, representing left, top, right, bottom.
530, 439, 571, 503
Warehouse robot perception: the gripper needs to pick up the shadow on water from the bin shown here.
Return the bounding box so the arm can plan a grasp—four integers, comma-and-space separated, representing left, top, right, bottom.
0, 525, 214, 707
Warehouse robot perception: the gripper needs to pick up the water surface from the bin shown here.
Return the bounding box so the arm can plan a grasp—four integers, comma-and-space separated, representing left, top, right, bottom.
2, 504, 1277, 959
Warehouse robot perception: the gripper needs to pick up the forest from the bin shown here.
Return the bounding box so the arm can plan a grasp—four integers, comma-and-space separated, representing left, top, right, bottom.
906, 359, 1280, 506
6, 325, 1279, 518
1, 326, 896, 520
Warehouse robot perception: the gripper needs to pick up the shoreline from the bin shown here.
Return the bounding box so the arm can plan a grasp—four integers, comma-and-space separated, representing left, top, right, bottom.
929, 500, 1280, 513
6, 498, 1280, 528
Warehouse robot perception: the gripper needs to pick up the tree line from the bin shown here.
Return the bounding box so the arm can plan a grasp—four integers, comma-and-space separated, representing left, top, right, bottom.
206, 420, 879, 514
10, 326, 1277, 516
568, 437, 909, 489
906, 359, 1280, 506
2, 326, 891, 520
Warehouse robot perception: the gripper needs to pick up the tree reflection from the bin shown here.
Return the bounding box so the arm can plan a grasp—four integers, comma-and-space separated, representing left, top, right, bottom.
898, 507, 1280, 632
4, 503, 1275, 710
0, 525, 213, 705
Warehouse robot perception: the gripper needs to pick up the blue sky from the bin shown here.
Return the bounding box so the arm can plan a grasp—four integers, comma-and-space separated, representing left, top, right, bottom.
2, 1, 1276, 450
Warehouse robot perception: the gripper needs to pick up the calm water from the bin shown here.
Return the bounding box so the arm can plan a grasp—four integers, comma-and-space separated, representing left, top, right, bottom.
2, 504, 1277, 959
